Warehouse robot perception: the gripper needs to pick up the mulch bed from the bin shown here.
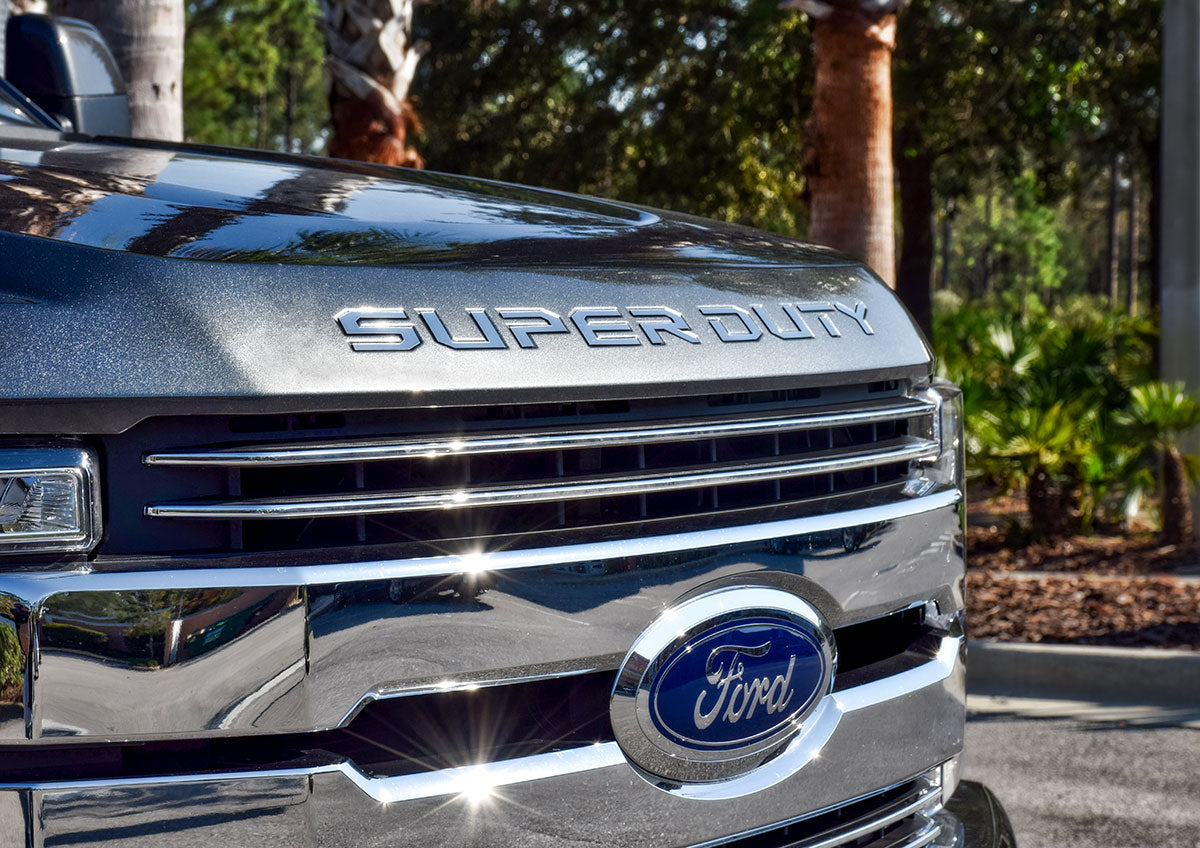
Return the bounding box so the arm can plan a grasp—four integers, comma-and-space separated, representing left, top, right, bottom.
967, 572, 1200, 650
968, 525, 1199, 577
965, 493, 1200, 650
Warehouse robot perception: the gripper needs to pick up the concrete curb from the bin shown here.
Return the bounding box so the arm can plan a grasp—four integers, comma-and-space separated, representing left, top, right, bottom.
967, 640, 1200, 706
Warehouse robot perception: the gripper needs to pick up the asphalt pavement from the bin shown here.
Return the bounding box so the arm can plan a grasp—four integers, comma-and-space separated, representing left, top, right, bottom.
964, 697, 1200, 848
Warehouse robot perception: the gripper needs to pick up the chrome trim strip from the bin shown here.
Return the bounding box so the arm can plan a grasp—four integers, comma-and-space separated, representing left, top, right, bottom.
0, 636, 962, 803
682, 775, 937, 848
803, 789, 940, 848
832, 632, 961, 714
887, 821, 943, 848
142, 398, 937, 467
4, 489, 961, 596
144, 438, 939, 520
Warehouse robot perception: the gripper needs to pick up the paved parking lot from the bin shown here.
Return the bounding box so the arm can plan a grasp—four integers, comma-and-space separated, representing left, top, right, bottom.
964, 699, 1200, 848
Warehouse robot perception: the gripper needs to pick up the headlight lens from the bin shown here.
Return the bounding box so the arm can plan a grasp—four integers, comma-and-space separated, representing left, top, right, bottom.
0, 447, 100, 554
908, 379, 964, 496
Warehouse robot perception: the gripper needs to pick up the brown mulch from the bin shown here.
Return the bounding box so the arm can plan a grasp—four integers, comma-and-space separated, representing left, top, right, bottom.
967, 525, 1200, 577
965, 491, 1200, 650
967, 572, 1200, 650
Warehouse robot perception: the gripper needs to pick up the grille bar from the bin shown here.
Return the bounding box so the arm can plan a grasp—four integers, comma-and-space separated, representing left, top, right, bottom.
799, 785, 938, 848
144, 437, 937, 520
141, 398, 936, 468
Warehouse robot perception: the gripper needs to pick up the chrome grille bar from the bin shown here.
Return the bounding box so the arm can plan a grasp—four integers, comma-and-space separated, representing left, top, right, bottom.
142, 397, 936, 467
145, 437, 937, 520
799, 783, 940, 848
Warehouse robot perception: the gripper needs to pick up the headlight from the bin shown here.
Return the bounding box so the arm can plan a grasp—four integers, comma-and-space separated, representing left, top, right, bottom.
908, 379, 964, 496
0, 447, 100, 554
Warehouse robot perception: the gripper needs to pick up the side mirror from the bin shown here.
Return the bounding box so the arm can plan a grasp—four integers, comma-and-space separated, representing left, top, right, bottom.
5, 13, 131, 136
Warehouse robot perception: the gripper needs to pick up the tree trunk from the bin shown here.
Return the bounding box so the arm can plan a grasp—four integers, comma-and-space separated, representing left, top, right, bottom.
1127, 167, 1140, 316
284, 53, 297, 153
53, 0, 184, 141
939, 199, 953, 291
981, 190, 994, 298
1027, 465, 1067, 540
1107, 156, 1121, 306
255, 90, 267, 149
1145, 127, 1162, 336
0, 1, 8, 71
895, 126, 933, 338
804, 8, 896, 284
320, 0, 428, 166
1161, 445, 1194, 546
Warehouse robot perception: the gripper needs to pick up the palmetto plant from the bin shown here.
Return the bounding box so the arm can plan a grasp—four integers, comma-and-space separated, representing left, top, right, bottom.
978, 402, 1092, 539
1119, 382, 1200, 546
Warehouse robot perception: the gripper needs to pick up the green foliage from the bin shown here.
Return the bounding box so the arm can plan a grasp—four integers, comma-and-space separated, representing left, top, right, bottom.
1116, 382, 1200, 502
935, 296, 1163, 535
0, 620, 20, 694
184, 0, 327, 153
414, 0, 814, 235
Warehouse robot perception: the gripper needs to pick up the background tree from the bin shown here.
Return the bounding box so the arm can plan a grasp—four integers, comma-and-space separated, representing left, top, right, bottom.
1121, 382, 1200, 546
53, 0, 186, 140
784, 0, 900, 285
416, 0, 813, 233
320, 0, 427, 165
184, 0, 326, 151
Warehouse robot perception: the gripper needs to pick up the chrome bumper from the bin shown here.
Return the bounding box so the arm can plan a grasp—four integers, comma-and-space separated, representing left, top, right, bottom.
0, 490, 971, 846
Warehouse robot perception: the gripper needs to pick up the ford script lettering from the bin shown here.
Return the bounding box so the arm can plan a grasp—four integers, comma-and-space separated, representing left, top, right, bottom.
648, 617, 827, 751
692, 643, 795, 731
610, 586, 836, 787
336, 301, 874, 352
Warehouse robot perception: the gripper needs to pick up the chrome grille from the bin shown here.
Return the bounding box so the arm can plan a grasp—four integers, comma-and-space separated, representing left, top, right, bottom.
702, 775, 945, 848
100, 382, 936, 557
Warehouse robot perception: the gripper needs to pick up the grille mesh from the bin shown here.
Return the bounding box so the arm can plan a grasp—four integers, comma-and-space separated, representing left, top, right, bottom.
99, 381, 935, 558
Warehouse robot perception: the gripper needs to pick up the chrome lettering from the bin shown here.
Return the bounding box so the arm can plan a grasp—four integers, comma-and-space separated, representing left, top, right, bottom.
630, 307, 700, 345
834, 300, 874, 335
752, 304, 816, 340
417, 308, 507, 349
698, 306, 763, 342
336, 308, 422, 351
570, 307, 641, 346
497, 308, 570, 348
692, 642, 796, 731
337, 300, 875, 351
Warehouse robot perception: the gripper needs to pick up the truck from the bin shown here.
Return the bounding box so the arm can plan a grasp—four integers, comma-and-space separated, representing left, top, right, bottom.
0, 13, 1015, 848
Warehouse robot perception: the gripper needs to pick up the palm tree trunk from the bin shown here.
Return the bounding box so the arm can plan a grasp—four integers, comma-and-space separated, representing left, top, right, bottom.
1027, 465, 1066, 540
804, 6, 897, 284
53, 0, 184, 141
320, 0, 429, 166
1161, 445, 1194, 546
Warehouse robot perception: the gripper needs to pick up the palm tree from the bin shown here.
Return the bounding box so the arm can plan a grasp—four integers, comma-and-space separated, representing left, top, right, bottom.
319, 0, 428, 165
784, 0, 900, 284
980, 402, 1090, 540
53, 0, 185, 140
1120, 382, 1200, 546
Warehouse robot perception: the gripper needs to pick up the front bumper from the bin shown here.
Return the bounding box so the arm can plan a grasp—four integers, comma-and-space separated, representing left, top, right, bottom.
0, 490, 984, 846
0, 771, 1016, 847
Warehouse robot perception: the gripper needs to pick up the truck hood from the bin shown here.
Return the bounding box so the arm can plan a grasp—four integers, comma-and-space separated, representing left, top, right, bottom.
0, 129, 931, 433
0, 128, 840, 268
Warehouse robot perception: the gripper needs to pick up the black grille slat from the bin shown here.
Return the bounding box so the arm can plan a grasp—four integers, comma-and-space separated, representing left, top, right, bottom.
98, 384, 935, 557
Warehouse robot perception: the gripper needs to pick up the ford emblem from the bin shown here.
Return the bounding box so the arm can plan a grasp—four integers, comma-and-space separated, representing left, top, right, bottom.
610, 584, 836, 791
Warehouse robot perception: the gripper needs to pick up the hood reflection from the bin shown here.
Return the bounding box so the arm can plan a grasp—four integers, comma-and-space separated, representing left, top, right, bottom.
0, 132, 842, 268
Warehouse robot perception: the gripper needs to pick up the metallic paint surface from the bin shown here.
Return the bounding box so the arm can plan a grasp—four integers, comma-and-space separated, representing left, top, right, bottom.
0, 131, 929, 434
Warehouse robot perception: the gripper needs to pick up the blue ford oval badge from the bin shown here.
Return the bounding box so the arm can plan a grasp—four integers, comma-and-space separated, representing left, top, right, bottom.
611, 585, 836, 792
